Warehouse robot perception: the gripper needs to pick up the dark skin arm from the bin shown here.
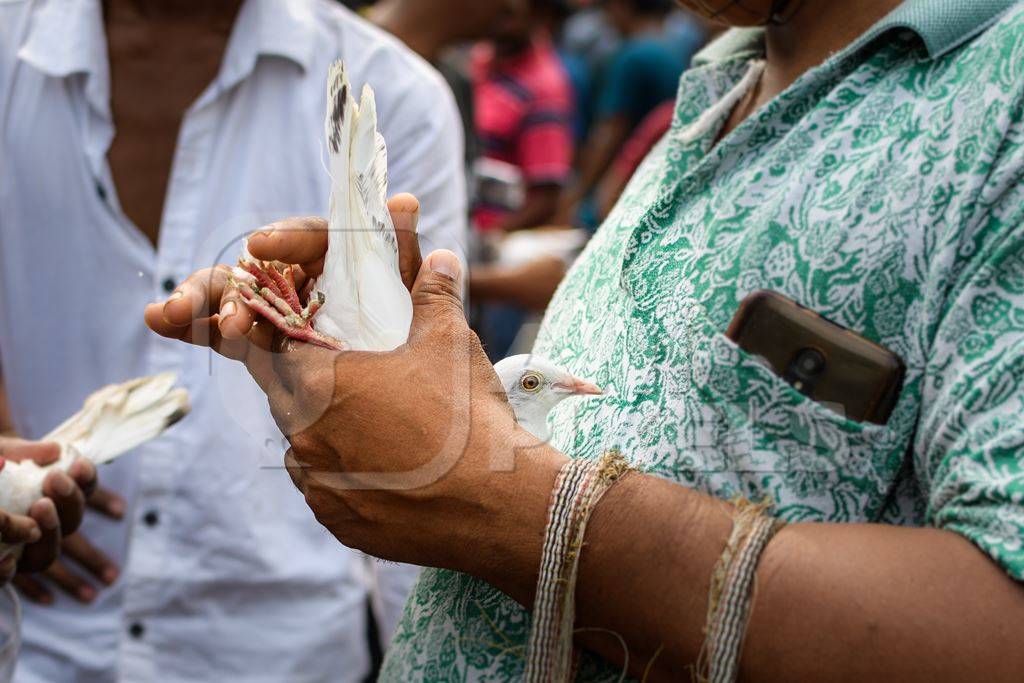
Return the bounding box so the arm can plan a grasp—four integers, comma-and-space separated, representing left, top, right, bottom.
147, 214, 1024, 682
558, 116, 632, 220
469, 255, 566, 311
494, 184, 563, 232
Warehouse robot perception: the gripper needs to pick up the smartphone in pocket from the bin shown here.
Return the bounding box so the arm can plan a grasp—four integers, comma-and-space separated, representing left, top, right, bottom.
726, 290, 905, 425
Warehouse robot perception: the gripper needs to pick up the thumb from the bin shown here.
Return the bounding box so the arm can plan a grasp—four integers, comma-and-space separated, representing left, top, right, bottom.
408, 249, 466, 343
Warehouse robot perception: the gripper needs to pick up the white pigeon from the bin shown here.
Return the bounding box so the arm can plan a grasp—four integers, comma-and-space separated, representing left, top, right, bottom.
230, 63, 602, 436
0, 373, 189, 556
494, 355, 602, 441
232, 61, 411, 352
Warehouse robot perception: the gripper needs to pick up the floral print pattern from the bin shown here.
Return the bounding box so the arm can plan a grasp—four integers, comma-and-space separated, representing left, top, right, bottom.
383, 6, 1024, 680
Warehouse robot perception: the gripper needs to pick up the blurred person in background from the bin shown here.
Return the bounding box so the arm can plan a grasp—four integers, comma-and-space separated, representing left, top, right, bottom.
559, 0, 694, 223
0, 0, 465, 681
370, 0, 525, 171
470, 0, 575, 232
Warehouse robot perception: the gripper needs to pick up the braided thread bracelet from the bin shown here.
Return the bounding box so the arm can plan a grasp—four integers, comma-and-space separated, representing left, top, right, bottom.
524, 451, 632, 682
697, 498, 785, 683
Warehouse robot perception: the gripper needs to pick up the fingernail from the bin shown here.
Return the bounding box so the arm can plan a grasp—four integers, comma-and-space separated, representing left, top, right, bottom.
107, 499, 125, 518
52, 474, 74, 497
78, 585, 96, 602
102, 566, 119, 584
40, 500, 58, 530
28, 525, 41, 544
428, 250, 461, 280
168, 290, 184, 302
221, 301, 238, 320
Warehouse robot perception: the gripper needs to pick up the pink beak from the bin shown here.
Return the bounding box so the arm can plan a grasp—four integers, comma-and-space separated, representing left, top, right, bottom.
554, 376, 603, 396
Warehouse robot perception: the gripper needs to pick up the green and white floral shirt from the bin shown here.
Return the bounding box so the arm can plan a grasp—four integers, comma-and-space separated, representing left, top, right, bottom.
383, 1, 1024, 679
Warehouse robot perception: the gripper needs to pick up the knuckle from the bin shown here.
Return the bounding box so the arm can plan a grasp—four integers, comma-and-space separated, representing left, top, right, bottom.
413, 277, 461, 309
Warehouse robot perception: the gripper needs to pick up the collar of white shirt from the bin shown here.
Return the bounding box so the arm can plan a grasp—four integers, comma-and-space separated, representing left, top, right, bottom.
17, 0, 318, 116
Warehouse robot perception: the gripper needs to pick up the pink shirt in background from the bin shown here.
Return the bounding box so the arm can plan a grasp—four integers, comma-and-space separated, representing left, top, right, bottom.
471, 36, 574, 230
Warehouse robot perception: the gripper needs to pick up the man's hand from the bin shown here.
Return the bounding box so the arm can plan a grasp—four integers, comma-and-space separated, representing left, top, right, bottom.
144, 194, 425, 356
145, 196, 565, 581
0, 437, 97, 585
13, 488, 123, 605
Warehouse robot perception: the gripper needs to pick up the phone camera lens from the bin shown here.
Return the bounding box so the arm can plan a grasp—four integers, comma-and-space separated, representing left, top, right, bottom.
794, 348, 826, 376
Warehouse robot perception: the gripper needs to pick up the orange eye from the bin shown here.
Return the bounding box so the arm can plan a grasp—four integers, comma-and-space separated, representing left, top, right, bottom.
520, 373, 542, 392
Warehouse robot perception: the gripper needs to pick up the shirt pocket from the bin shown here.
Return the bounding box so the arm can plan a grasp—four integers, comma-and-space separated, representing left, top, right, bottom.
693, 333, 906, 518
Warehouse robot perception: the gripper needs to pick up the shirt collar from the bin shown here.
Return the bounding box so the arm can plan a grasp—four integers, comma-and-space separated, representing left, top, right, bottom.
218, 0, 317, 92
694, 0, 1020, 66
16, 0, 317, 101
16, 0, 108, 111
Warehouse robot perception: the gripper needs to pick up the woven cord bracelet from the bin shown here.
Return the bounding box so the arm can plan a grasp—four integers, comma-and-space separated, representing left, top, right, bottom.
698, 499, 785, 683
524, 451, 632, 682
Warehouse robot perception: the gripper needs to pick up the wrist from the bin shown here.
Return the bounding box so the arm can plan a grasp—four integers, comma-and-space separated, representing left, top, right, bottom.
467, 438, 568, 606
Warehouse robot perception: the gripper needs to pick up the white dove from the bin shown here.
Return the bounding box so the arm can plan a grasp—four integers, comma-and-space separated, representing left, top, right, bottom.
0, 373, 189, 556
230, 63, 602, 433
231, 61, 410, 352
494, 355, 602, 440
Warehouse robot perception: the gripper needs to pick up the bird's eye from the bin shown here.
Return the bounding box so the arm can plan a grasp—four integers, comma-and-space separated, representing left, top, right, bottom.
520, 373, 543, 392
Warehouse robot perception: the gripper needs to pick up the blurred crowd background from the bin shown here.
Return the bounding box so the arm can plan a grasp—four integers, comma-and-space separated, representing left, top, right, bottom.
348, 0, 715, 359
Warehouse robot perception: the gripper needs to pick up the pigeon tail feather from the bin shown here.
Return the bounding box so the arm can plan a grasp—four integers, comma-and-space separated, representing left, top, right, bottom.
314, 61, 412, 352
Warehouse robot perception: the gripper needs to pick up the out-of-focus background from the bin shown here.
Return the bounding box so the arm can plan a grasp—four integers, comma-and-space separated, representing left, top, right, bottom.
351, 0, 716, 360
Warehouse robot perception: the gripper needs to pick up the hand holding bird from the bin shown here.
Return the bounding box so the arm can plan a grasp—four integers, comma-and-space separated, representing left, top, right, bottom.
144, 62, 600, 577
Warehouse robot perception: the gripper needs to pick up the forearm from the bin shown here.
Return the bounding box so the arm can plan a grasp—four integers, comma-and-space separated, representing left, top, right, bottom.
562, 117, 631, 207
482, 457, 1024, 681
495, 186, 561, 232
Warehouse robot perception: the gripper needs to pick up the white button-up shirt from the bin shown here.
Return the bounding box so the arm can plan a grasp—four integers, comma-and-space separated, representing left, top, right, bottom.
0, 1, 466, 681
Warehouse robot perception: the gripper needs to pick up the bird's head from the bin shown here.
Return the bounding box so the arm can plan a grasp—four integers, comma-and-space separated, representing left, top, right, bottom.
494, 354, 602, 440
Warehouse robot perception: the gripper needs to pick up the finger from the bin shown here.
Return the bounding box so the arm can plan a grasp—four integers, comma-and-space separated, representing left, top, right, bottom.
0, 437, 60, 466
0, 510, 41, 546
0, 552, 17, 585
407, 250, 467, 345
19, 498, 60, 574
13, 575, 54, 605
247, 217, 329, 276
145, 308, 257, 362
217, 289, 256, 341
242, 319, 291, 402
67, 459, 98, 500
160, 265, 234, 328
86, 486, 125, 520
42, 470, 86, 533
283, 449, 308, 494
44, 561, 97, 603
62, 534, 118, 585
388, 194, 422, 291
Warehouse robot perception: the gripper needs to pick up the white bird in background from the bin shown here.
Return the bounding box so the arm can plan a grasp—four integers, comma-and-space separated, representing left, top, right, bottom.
232, 62, 602, 433
0, 373, 189, 556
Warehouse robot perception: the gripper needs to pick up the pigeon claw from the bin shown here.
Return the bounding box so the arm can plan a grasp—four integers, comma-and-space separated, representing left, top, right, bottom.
231, 259, 347, 351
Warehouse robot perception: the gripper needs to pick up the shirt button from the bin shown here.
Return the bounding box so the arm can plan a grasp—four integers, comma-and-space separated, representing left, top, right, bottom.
162, 278, 177, 294
142, 510, 159, 527
96, 182, 108, 202
129, 622, 145, 639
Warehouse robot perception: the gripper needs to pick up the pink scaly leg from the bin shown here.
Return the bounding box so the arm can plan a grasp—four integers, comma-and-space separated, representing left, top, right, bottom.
231, 259, 346, 351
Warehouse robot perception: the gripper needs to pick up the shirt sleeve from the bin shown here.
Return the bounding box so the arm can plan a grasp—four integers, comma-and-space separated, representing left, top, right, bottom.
918, 131, 1024, 580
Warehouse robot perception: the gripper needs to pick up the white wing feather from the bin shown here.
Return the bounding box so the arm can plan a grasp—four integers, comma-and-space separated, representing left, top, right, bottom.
313, 62, 412, 352
0, 374, 189, 554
